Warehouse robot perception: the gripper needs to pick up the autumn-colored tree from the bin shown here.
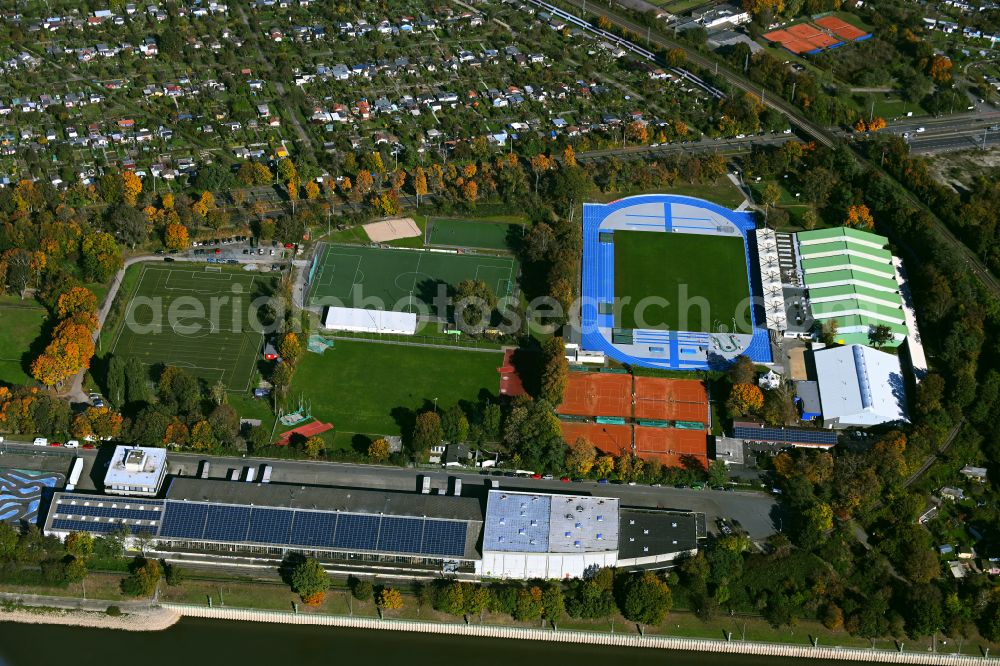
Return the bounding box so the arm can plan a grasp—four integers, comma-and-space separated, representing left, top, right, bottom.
845, 203, 875, 231
356, 170, 375, 195
339, 176, 352, 194
594, 455, 614, 479
31, 317, 97, 388
303, 436, 325, 459
868, 117, 886, 131
276, 157, 297, 184
85, 406, 124, 440
121, 171, 143, 206
566, 437, 597, 476
727, 383, 764, 417
304, 181, 320, 200
413, 167, 428, 204
529, 154, 552, 192
597, 16, 612, 29
368, 438, 391, 462
673, 119, 689, 137
928, 55, 952, 83
392, 169, 407, 191
853, 118, 866, 133
164, 420, 190, 447
462, 180, 478, 203
290, 558, 330, 605
742, 0, 784, 17
57, 287, 97, 319
161, 192, 174, 209
665, 48, 686, 67
278, 333, 302, 365
378, 587, 404, 611
462, 163, 478, 180
563, 145, 577, 168
191, 191, 215, 220
163, 223, 189, 250
625, 120, 648, 145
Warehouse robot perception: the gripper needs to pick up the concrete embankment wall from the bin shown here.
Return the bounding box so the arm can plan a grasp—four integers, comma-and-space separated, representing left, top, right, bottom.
162, 604, 998, 665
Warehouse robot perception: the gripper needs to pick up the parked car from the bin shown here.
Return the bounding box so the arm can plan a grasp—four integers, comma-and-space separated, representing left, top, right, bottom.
64, 440, 80, 448
32, 438, 48, 446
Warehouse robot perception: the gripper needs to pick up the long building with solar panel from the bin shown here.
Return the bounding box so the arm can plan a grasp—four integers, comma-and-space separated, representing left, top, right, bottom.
42, 476, 703, 579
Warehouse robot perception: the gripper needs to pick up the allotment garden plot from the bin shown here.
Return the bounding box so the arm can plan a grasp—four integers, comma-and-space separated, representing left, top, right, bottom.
111, 265, 275, 391
307, 245, 516, 311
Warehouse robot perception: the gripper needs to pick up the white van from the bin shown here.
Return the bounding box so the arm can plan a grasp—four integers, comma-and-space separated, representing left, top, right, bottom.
64, 440, 80, 448
33, 438, 48, 447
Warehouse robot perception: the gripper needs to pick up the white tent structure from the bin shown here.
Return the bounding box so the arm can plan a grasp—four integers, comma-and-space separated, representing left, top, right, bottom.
814, 344, 908, 428
322, 306, 417, 335
756, 228, 787, 332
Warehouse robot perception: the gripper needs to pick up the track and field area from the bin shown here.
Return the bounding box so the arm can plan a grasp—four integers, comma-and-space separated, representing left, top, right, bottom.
110, 265, 276, 391
614, 232, 752, 334
0, 305, 47, 386
288, 339, 503, 435
426, 218, 520, 251
308, 245, 516, 309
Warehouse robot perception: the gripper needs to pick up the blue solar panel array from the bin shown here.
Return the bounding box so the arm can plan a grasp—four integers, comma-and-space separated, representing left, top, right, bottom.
734, 425, 838, 446
156, 501, 467, 557
52, 518, 127, 534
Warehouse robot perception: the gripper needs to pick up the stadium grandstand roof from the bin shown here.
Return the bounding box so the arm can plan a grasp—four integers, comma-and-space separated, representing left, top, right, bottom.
797, 227, 888, 248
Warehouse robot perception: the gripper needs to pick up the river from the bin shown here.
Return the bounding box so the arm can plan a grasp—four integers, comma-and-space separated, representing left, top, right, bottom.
0, 618, 872, 665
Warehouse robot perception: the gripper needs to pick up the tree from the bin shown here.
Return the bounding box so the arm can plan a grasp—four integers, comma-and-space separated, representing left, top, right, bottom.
539, 337, 568, 405
368, 438, 391, 462
64, 531, 94, 558
189, 421, 217, 451
453, 279, 497, 334
621, 572, 672, 626
81, 232, 123, 281
57, 287, 97, 319
121, 171, 143, 206
164, 223, 189, 250
707, 460, 728, 487
928, 56, 952, 84
290, 558, 330, 605
514, 587, 544, 621
462, 179, 478, 204
727, 355, 756, 386
120, 557, 161, 597
625, 121, 648, 145
801, 208, 819, 231
413, 167, 428, 204
762, 182, 781, 209
105, 202, 147, 248
845, 204, 875, 231
727, 383, 764, 417
566, 437, 597, 476
304, 181, 320, 200
350, 577, 374, 601
563, 145, 577, 168
541, 583, 565, 624
868, 324, 895, 348
278, 333, 302, 366
210, 380, 228, 407
441, 405, 469, 443
378, 587, 404, 612
302, 436, 325, 459
276, 158, 297, 184
411, 411, 443, 459
595, 455, 615, 478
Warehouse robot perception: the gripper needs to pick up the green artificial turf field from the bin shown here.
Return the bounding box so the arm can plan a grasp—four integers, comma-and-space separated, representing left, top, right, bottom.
613, 231, 752, 334
110, 264, 277, 390
307, 244, 516, 309
426, 218, 519, 250
289, 339, 503, 435
0, 305, 48, 385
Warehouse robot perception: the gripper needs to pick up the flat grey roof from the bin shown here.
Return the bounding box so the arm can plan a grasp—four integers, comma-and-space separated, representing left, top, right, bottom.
618, 508, 698, 559
483, 490, 619, 554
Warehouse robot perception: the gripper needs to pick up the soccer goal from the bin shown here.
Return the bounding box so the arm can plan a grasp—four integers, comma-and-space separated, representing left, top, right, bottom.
205, 266, 223, 273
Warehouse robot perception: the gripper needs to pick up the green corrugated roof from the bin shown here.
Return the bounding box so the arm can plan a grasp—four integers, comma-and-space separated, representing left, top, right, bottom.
829, 314, 908, 334
798, 241, 892, 262
797, 226, 888, 246
801, 254, 895, 276
829, 331, 903, 347
811, 298, 905, 323
809, 284, 902, 308
803, 269, 899, 292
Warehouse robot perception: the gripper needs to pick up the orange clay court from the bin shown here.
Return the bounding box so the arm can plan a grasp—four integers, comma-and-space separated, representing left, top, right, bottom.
560, 421, 632, 456
633, 377, 709, 424
814, 16, 869, 41
634, 427, 708, 469
557, 372, 632, 418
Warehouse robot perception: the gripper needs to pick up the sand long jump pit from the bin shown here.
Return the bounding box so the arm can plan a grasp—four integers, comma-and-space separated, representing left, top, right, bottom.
363, 218, 422, 242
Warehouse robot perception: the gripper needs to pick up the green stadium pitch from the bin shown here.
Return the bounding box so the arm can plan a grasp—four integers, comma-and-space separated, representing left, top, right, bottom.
614, 231, 752, 334
110, 265, 277, 391
307, 244, 516, 310
425, 217, 519, 251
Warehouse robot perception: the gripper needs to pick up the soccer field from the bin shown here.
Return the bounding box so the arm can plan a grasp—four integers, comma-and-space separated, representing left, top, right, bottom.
308, 245, 516, 310
426, 218, 520, 250
289, 339, 503, 435
614, 232, 752, 334
110, 265, 277, 390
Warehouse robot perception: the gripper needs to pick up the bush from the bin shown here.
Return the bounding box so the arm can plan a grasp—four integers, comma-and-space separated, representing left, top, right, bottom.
105, 605, 122, 617
350, 576, 374, 602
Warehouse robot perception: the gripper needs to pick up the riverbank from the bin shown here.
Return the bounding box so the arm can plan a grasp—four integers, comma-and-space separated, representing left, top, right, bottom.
0, 604, 179, 632
162, 604, 998, 665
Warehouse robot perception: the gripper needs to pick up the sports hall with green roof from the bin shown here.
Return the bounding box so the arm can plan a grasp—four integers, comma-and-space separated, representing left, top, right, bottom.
797, 227, 908, 346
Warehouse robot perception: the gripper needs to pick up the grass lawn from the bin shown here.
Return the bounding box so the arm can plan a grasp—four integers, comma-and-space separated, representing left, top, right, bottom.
324, 219, 426, 249
426, 217, 523, 251
108, 263, 277, 391
288, 339, 503, 436
0, 304, 48, 386
588, 178, 746, 210
614, 231, 752, 333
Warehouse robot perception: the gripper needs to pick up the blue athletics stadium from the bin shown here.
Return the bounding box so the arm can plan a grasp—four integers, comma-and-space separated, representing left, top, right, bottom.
580, 194, 772, 370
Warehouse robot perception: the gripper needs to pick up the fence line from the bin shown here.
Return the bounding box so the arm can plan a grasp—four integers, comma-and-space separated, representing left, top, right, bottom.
162, 604, 997, 664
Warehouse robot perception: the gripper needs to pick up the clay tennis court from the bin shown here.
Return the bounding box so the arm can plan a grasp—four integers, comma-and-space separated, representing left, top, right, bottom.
633, 377, 709, 423
561, 422, 632, 456
557, 372, 632, 419
634, 427, 708, 469
814, 16, 869, 41
763, 22, 841, 54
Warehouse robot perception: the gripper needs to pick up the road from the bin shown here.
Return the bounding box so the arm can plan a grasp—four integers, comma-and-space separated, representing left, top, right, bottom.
0, 441, 780, 540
